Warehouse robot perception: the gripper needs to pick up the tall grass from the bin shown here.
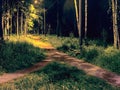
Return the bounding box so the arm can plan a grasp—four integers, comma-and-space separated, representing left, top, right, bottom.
0, 62, 119, 90
0, 41, 45, 73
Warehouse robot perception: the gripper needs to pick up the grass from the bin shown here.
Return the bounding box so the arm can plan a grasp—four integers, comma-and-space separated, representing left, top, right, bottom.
0, 35, 45, 74
42, 35, 120, 74
0, 62, 119, 90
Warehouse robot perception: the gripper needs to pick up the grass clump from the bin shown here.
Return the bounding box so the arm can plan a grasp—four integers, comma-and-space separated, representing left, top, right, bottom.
95, 46, 120, 74
0, 62, 119, 90
0, 41, 45, 73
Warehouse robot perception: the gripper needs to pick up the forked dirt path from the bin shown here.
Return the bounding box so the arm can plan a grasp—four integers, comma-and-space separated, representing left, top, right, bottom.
0, 37, 120, 87
46, 49, 120, 87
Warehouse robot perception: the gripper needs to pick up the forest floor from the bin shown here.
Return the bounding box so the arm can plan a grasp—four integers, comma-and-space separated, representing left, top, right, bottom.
0, 35, 120, 87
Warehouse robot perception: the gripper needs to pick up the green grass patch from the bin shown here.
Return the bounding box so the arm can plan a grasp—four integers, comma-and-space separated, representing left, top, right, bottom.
0, 62, 119, 90
0, 41, 45, 73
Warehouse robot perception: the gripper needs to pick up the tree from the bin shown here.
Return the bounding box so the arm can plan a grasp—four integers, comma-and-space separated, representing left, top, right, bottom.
111, 0, 120, 49
84, 0, 88, 45
56, 0, 61, 36
0, 0, 3, 40
74, 0, 82, 50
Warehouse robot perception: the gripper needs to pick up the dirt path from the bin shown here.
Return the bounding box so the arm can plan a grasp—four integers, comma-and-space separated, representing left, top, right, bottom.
0, 37, 120, 87
46, 49, 120, 87
0, 60, 51, 84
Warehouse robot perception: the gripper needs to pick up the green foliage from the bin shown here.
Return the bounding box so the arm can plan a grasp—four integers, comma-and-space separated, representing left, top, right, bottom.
95, 47, 120, 74
27, 4, 40, 31
79, 46, 103, 62
0, 42, 45, 73
0, 62, 119, 90
57, 37, 79, 51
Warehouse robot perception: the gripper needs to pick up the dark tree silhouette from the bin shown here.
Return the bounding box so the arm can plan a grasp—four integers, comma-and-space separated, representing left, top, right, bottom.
0, 0, 3, 40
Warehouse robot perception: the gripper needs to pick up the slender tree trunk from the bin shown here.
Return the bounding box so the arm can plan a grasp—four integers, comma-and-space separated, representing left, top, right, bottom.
21, 12, 23, 35
0, 0, 3, 40
7, 10, 10, 37
56, 0, 60, 36
6, 0, 10, 38
2, 15, 4, 37
115, 0, 120, 49
44, 9, 46, 36
111, 0, 120, 49
74, 0, 82, 50
24, 18, 27, 37
10, 9, 12, 35
17, 8, 19, 37
85, 0, 88, 45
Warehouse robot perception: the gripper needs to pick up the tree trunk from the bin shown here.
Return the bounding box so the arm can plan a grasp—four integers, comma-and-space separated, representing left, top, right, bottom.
74, 0, 82, 50
24, 18, 27, 37
44, 9, 46, 36
0, 0, 3, 40
56, 0, 60, 36
21, 12, 23, 35
115, 0, 120, 49
85, 0, 88, 45
7, 10, 10, 37
111, 0, 120, 49
10, 9, 12, 35
17, 8, 19, 37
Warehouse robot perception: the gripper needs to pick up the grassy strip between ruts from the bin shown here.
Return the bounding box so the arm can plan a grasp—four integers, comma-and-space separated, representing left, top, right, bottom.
0, 36, 45, 74
0, 62, 119, 90
41, 35, 120, 75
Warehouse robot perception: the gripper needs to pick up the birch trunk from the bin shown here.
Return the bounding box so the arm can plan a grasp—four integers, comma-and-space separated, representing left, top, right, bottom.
74, 0, 82, 49
112, 0, 120, 49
